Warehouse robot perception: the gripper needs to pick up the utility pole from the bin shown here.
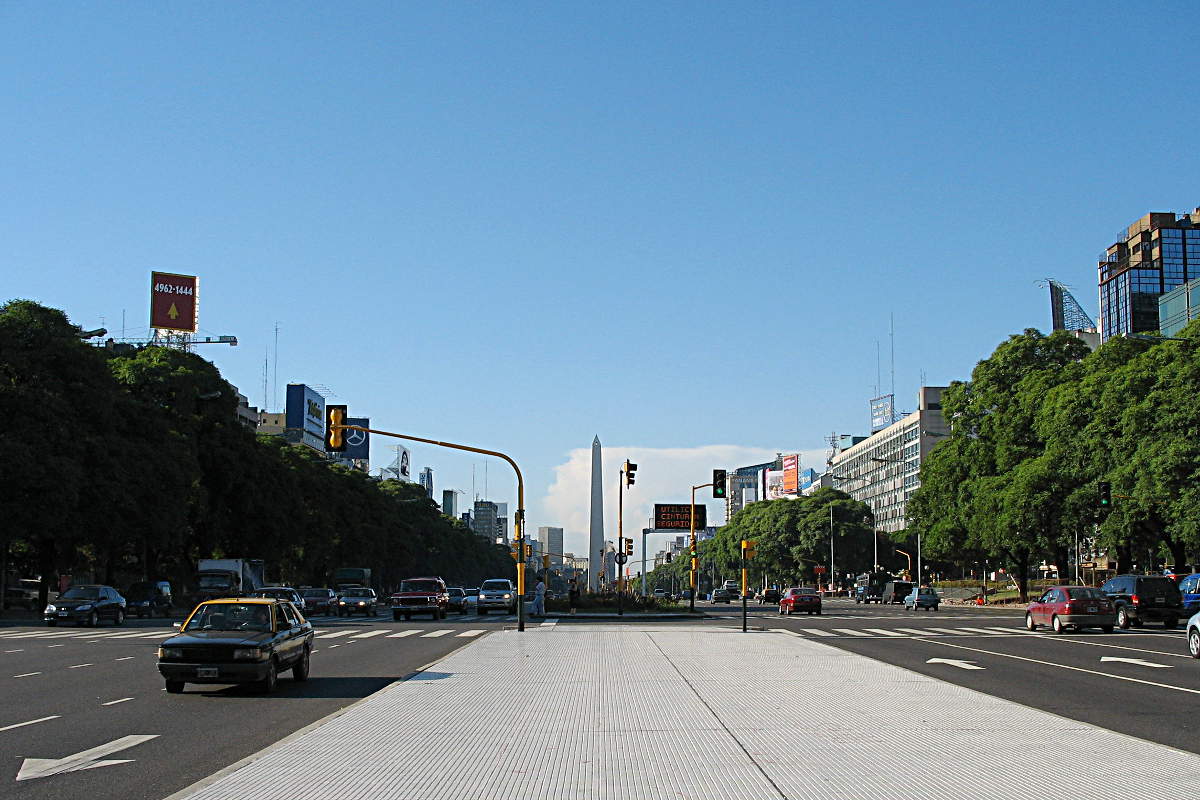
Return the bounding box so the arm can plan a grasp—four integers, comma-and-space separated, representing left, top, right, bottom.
688, 481, 714, 613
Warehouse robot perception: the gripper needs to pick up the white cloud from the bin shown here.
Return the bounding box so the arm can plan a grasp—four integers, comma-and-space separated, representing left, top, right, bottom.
536, 443, 827, 564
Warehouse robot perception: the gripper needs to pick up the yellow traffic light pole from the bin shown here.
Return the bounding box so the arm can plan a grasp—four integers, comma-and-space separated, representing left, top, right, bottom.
688, 482, 712, 613
335, 424, 528, 633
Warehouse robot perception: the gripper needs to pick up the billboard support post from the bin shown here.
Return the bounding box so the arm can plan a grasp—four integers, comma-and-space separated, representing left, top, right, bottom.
334, 423, 527, 633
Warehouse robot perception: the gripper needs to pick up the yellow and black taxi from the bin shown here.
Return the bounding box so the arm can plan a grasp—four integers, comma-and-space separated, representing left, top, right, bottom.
157, 597, 314, 694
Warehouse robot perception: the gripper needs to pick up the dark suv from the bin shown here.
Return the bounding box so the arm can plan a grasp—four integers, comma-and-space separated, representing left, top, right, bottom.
1100, 574, 1184, 629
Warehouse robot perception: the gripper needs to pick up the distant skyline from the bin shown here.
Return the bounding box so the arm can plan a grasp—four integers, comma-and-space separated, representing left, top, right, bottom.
4, 3, 1198, 563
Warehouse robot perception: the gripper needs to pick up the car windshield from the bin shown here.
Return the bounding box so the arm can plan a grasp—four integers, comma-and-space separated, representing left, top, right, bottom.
399, 581, 441, 593
1067, 587, 1105, 600
344, 589, 372, 598
919, 588, 936, 595
187, 603, 273, 632
1139, 578, 1181, 596
797, 589, 817, 595
256, 590, 288, 599
465, 589, 479, 596
301, 589, 327, 598
481, 581, 510, 591
448, 589, 464, 597
61, 587, 100, 600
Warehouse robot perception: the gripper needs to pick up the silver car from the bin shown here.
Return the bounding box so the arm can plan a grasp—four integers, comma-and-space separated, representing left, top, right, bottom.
477, 579, 516, 615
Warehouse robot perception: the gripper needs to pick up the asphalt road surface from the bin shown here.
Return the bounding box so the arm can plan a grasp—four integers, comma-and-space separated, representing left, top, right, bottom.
720, 597, 1200, 754
0, 613, 510, 799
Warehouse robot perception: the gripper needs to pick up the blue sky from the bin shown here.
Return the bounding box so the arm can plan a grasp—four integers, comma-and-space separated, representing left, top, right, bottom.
4, 3, 1198, 560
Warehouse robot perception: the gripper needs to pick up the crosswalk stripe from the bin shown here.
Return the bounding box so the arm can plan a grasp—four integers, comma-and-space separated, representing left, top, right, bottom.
540, 621, 557, 628
350, 630, 388, 639
421, 630, 452, 638
457, 630, 485, 638
959, 627, 1005, 635
387, 630, 419, 638
797, 629, 836, 637
139, 632, 176, 639
832, 628, 873, 637
863, 628, 906, 637
926, 628, 968, 635
316, 630, 353, 639
895, 628, 939, 636
106, 631, 154, 639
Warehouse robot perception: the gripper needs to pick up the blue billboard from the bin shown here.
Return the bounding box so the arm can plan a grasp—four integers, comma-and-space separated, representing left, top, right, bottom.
285, 384, 326, 451
344, 416, 370, 460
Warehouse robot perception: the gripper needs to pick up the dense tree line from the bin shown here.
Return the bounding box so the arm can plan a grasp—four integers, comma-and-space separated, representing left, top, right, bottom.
907, 323, 1200, 600
646, 488, 876, 592
0, 300, 514, 607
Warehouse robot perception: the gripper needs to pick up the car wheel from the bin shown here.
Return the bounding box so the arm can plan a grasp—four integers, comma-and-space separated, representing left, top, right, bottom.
1052, 615, 1064, 634
87, 611, 99, 628
392, 610, 402, 622
933, 605, 939, 612
259, 659, 278, 694
1117, 607, 1130, 629
1025, 613, 1037, 631
1101, 625, 1114, 634
165, 681, 185, 694
293, 649, 311, 682
778, 605, 785, 615
1164, 617, 1178, 630
403, 613, 411, 621
816, 610, 822, 616
115, 609, 125, 626
1190, 629, 1200, 659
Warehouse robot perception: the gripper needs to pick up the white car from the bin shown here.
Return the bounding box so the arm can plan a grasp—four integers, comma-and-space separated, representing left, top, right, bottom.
1187, 610, 1200, 658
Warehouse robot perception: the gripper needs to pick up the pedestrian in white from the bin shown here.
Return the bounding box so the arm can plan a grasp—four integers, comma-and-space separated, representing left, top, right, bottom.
532, 576, 546, 617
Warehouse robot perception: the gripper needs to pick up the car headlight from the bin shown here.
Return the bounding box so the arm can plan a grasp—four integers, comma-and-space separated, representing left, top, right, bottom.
77, 604, 93, 611
233, 648, 269, 661
158, 647, 183, 659
503, 593, 511, 599
44, 604, 56, 613
339, 600, 347, 605
357, 601, 366, 606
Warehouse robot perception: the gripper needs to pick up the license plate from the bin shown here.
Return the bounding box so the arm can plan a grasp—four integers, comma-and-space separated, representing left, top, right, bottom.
196, 667, 218, 678
1156, 597, 1165, 604
1087, 607, 1097, 613
57, 611, 68, 617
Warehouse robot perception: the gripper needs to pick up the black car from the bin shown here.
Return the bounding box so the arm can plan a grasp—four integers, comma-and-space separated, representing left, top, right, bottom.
337, 587, 379, 616
1100, 574, 1184, 629
760, 588, 781, 605
44, 584, 126, 627
300, 588, 338, 616
125, 580, 173, 618
251, 586, 307, 614
157, 598, 313, 693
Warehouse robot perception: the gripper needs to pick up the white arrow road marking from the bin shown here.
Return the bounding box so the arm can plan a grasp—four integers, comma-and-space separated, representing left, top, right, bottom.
16, 734, 158, 781
1100, 656, 1172, 669
0, 716, 60, 733
926, 658, 986, 670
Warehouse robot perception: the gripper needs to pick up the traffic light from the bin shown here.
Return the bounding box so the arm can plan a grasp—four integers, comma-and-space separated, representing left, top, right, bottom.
690, 557, 698, 571
325, 405, 347, 451
510, 541, 520, 561
625, 538, 634, 556
542, 554, 551, 569
741, 539, 757, 561
1098, 481, 1112, 508
713, 469, 727, 498
624, 460, 637, 487
665, 553, 673, 563
524, 542, 533, 558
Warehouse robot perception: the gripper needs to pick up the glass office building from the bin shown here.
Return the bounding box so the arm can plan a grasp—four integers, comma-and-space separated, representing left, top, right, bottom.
1159, 278, 1200, 338
1099, 210, 1200, 342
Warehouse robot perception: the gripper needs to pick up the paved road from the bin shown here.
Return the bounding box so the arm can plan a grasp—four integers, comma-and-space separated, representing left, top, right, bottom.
721, 598, 1200, 754
0, 614, 510, 799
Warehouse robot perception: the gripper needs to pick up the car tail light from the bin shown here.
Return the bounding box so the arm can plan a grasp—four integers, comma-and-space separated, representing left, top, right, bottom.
1131, 594, 1140, 605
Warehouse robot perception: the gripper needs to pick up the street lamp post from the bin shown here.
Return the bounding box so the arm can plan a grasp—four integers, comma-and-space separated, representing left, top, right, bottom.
688, 482, 713, 613
871, 456, 919, 582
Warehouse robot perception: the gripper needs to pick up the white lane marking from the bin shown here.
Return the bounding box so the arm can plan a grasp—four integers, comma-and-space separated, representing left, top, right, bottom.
927, 657, 986, 670
386, 630, 419, 638
101, 697, 133, 706
350, 630, 388, 639
919, 638, 1200, 695
16, 734, 159, 781
832, 628, 873, 637
540, 621, 557, 628
13, 672, 40, 678
0, 715, 61, 733
47, 645, 64, 648
796, 629, 836, 637
986, 626, 1022, 633
1032, 634, 1193, 659
456, 630, 486, 638
895, 628, 941, 636
421, 630, 452, 638
137, 633, 175, 639
863, 628, 905, 637
108, 631, 155, 639
926, 628, 969, 635
4, 649, 24, 653
1100, 656, 1172, 669
68, 663, 93, 669
114, 657, 135, 662
315, 630, 353, 639
958, 627, 1007, 635
328, 644, 341, 648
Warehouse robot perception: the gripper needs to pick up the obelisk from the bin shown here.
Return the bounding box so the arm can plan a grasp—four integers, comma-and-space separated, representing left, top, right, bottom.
588, 436, 604, 592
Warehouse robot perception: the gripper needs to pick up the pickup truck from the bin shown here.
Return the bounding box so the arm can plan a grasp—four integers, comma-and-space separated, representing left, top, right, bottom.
390, 577, 448, 621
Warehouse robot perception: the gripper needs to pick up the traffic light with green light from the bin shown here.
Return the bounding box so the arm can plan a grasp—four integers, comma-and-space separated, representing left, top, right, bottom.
713, 469, 727, 498
1098, 481, 1112, 509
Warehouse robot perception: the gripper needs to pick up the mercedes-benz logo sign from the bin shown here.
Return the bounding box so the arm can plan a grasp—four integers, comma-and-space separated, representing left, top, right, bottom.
346, 429, 367, 447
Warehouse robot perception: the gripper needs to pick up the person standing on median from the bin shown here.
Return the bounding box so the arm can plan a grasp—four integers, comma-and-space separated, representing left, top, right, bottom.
568, 579, 579, 616
532, 575, 546, 617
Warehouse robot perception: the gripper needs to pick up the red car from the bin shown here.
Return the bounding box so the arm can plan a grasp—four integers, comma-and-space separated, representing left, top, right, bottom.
390, 577, 449, 621
1025, 586, 1115, 633
779, 587, 822, 616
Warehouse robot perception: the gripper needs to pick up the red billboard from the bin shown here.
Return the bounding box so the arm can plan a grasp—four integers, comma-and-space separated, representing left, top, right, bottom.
150, 272, 198, 332
782, 454, 800, 495
654, 504, 707, 530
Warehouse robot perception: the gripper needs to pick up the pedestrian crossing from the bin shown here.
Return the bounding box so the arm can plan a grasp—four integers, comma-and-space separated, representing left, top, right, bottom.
0, 626, 494, 642
777, 625, 1050, 639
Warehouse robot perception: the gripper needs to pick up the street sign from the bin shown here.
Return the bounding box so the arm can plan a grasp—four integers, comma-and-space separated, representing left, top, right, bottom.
150, 272, 198, 332
615, 553, 628, 565
1079, 561, 1095, 568
653, 503, 707, 530
814, 565, 827, 574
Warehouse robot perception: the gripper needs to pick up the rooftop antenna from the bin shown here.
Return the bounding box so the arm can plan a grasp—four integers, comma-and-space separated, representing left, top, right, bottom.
890, 312, 897, 423
272, 322, 280, 412
874, 339, 881, 397
262, 347, 270, 410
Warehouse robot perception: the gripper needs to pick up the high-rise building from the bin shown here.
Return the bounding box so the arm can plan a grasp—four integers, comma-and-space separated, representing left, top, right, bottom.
588, 436, 604, 592
441, 490, 457, 518
418, 467, 434, 498
1099, 209, 1200, 342
472, 501, 498, 542
538, 526, 564, 566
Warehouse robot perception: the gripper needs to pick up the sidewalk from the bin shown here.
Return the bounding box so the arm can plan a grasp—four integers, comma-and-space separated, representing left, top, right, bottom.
171, 624, 1200, 799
